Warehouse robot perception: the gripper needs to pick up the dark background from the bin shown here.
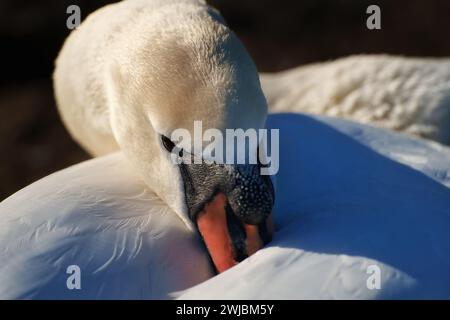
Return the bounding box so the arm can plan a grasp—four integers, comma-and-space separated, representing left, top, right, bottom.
1, 0, 449, 200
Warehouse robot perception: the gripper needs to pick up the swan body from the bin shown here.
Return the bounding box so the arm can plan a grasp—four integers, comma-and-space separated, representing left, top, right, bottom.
2, 0, 450, 300
181, 114, 450, 299
1, 114, 450, 299
262, 55, 450, 144
0, 153, 213, 299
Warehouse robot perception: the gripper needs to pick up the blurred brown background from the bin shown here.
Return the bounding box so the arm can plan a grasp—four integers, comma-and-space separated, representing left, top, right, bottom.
1, 0, 450, 200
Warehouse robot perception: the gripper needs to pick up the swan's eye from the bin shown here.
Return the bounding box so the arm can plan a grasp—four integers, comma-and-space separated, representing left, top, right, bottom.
161, 135, 176, 152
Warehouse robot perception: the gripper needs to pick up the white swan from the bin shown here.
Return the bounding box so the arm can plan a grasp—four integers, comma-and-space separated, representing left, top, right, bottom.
2, 114, 450, 299
0, 153, 214, 299
261, 55, 450, 145
1, 0, 450, 299
53, 0, 274, 274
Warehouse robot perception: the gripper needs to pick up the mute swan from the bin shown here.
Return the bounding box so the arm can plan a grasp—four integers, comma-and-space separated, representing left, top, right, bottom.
0, 153, 214, 299
1, 114, 450, 299
261, 55, 450, 145
1, 0, 450, 300
53, 0, 274, 274
180, 113, 450, 299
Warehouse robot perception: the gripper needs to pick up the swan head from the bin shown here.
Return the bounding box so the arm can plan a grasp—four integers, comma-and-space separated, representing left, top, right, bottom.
107, 8, 273, 272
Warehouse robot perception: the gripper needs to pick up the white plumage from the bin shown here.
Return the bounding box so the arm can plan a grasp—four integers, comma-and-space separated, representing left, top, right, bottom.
53, 0, 268, 230
1, 0, 450, 299
1, 114, 450, 299
262, 55, 450, 144
0, 153, 213, 299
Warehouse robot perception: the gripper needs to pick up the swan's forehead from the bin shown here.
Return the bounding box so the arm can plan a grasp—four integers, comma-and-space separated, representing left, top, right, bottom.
150, 89, 267, 138
142, 29, 268, 139
147, 75, 228, 135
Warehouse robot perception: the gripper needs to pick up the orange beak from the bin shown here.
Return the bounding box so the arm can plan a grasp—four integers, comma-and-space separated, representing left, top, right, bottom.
196, 192, 273, 273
